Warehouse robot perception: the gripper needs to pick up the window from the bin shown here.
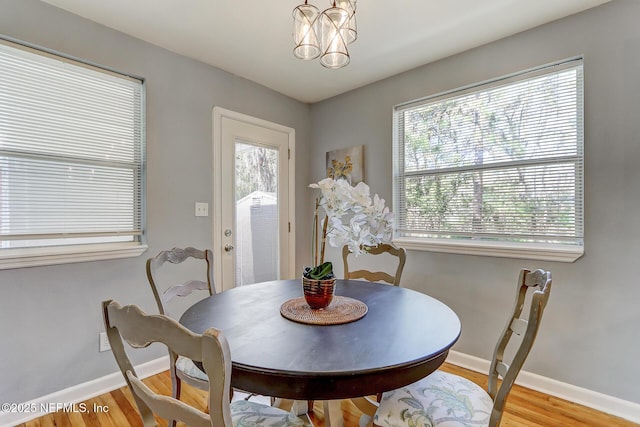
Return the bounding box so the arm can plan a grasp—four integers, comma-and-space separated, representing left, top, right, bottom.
393, 59, 583, 262
0, 38, 146, 268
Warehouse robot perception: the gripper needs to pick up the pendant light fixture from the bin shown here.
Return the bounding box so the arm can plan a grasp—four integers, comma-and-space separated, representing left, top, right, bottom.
293, 1, 321, 60
334, 0, 357, 44
292, 0, 357, 69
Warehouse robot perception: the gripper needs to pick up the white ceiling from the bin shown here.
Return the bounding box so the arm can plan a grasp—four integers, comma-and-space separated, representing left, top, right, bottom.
40, 0, 610, 104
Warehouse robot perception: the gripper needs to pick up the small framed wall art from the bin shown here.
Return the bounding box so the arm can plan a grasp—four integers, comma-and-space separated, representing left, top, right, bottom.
326, 145, 364, 184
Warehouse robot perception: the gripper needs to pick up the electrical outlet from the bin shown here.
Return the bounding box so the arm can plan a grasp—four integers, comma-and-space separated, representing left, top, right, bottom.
195, 202, 209, 217
99, 332, 111, 352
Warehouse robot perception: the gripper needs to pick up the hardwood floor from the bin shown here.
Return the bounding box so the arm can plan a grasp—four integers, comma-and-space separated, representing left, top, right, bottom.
17, 363, 638, 427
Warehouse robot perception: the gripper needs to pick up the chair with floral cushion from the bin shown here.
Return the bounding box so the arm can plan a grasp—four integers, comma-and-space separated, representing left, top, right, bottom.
339, 243, 407, 420
103, 299, 304, 427
146, 247, 215, 410
303, 243, 408, 421
373, 268, 552, 427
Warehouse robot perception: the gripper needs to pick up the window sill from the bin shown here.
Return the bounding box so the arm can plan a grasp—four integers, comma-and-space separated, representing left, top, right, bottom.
393, 237, 583, 263
0, 242, 148, 270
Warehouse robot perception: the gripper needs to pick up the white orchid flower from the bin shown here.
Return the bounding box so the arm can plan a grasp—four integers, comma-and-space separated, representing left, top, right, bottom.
310, 177, 395, 268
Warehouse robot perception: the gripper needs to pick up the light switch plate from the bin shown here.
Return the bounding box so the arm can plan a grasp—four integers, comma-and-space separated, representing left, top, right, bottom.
195, 202, 209, 217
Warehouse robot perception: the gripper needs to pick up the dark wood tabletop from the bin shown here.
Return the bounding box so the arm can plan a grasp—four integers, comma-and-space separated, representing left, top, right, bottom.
179, 279, 461, 400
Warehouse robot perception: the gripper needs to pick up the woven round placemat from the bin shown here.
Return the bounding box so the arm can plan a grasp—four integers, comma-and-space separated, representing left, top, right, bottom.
280, 296, 368, 325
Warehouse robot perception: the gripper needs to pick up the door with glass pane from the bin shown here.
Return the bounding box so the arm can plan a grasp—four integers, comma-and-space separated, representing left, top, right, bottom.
214, 108, 294, 291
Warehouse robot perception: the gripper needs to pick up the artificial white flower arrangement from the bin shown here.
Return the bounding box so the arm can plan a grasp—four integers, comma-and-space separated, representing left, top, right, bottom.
305, 178, 394, 280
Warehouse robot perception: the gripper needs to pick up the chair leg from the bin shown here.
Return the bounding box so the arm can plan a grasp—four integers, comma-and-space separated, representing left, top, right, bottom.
308, 400, 315, 413
169, 375, 181, 427
171, 371, 182, 400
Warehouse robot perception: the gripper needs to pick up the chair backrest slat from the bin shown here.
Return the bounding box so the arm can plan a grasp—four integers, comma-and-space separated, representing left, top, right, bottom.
163, 279, 211, 303
509, 318, 528, 336
347, 269, 396, 285
496, 361, 509, 378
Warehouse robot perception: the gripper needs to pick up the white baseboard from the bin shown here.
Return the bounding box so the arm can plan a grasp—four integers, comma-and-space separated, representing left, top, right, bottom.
0, 356, 169, 427
446, 350, 640, 424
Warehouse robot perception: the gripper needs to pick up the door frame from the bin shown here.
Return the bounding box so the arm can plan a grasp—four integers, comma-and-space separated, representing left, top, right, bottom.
212, 106, 296, 291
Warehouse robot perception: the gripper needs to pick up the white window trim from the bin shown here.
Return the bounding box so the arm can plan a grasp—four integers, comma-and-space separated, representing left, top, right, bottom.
394, 237, 582, 262
0, 242, 148, 270
392, 58, 584, 263
0, 36, 147, 269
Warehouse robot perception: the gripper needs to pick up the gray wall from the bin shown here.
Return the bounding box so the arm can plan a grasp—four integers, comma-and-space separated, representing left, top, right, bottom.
310, 0, 640, 403
0, 0, 312, 404
2, 0, 639, 411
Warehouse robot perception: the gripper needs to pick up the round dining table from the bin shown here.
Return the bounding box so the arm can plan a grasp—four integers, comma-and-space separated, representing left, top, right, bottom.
179, 279, 461, 401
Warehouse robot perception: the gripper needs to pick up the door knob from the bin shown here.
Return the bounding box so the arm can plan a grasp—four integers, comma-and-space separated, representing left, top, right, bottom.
224, 244, 234, 253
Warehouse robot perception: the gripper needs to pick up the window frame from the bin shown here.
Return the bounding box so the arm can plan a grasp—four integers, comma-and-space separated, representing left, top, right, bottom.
392, 58, 584, 262
0, 37, 147, 269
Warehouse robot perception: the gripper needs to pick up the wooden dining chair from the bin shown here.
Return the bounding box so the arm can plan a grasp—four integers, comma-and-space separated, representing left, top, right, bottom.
373, 268, 553, 427
342, 243, 407, 286
102, 300, 304, 427
311, 244, 408, 417
146, 247, 215, 411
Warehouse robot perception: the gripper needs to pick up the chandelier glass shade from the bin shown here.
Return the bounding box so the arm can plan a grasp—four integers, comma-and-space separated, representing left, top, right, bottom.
334, 0, 357, 44
293, 2, 321, 60
292, 0, 357, 69
318, 5, 350, 68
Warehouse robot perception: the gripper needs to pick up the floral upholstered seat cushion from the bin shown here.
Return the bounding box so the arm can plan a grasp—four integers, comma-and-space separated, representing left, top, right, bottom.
230, 400, 305, 427
171, 358, 304, 426
175, 355, 209, 382
374, 370, 493, 427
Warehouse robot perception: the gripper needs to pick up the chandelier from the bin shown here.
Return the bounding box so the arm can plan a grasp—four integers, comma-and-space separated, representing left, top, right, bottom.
293, 0, 357, 69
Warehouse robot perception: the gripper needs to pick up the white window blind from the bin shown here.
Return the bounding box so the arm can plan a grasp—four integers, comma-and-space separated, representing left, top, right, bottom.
393, 59, 583, 253
0, 39, 145, 250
